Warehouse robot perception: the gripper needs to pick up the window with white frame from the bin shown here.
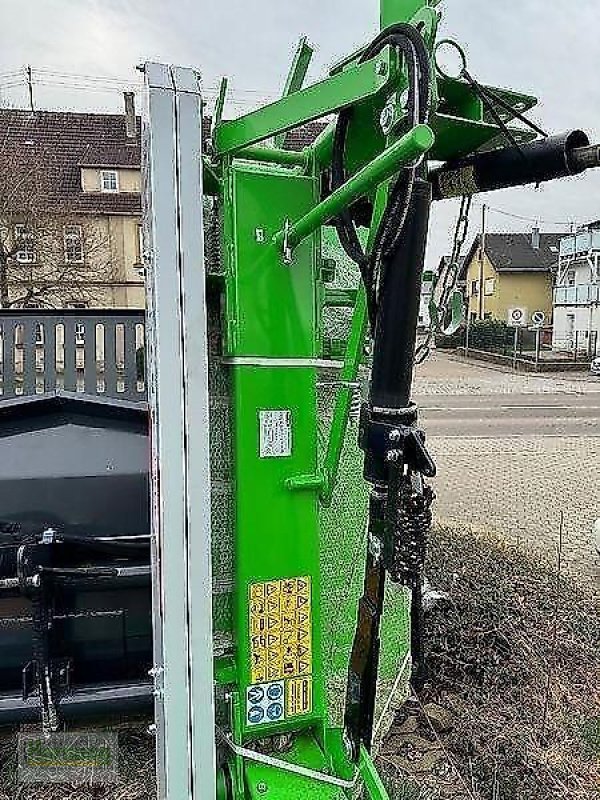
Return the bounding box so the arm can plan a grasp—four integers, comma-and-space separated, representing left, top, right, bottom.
14, 225, 35, 264
471, 279, 479, 296
566, 270, 576, 287
484, 277, 496, 296
64, 225, 84, 263
100, 170, 119, 193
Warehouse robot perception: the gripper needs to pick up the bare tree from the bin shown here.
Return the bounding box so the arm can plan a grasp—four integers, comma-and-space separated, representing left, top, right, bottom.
0, 137, 115, 309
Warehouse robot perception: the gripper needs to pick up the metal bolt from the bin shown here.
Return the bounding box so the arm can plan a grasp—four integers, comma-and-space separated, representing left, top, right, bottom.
375, 60, 388, 76
255, 227, 265, 243
256, 782, 268, 794
389, 429, 402, 443
386, 450, 400, 463
379, 104, 394, 135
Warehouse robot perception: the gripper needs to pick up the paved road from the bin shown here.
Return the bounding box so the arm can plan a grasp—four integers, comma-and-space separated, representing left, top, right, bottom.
410, 353, 599, 585
418, 392, 600, 437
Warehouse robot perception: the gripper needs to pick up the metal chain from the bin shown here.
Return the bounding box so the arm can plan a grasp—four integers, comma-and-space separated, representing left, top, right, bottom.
451, 195, 472, 266
415, 195, 472, 364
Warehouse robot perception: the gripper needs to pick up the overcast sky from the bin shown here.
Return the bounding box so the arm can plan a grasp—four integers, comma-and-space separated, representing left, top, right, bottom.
1, 0, 599, 267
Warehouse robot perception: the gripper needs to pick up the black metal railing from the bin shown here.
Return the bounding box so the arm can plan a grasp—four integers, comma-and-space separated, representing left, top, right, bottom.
0, 309, 146, 401
437, 320, 598, 369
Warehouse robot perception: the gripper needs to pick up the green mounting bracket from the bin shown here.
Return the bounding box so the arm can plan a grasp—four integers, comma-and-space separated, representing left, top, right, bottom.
430, 288, 465, 337
235, 143, 309, 169
381, 0, 441, 28
285, 472, 327, 492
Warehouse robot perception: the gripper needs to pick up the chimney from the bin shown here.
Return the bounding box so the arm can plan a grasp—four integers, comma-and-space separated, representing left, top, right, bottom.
531, 225, 540, 250
124, 91, 136, 139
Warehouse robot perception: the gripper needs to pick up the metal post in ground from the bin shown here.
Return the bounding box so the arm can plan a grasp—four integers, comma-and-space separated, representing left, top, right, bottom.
535, 326, 541, 371
512, 326, 519, 370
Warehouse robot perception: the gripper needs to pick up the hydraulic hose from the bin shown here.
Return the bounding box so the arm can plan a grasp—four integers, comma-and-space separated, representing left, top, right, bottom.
331, 23, 432, 330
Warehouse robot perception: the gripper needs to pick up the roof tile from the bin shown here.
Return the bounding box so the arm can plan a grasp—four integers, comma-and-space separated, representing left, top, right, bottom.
0, 109, 141, 215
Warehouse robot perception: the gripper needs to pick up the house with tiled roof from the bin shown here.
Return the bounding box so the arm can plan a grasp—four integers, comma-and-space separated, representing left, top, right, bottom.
0, 94, 143, 309
460, 231, 561, 325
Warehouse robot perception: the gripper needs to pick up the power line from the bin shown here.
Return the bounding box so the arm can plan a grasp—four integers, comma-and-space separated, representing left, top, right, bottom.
470, 198, 578, 229
33, 68, 139, 84
0, 77, 275, 112
1, 65, 281, 99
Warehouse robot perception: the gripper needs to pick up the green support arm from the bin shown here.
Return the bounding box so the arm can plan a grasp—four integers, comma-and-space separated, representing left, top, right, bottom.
274, 36, 314, 148
214, 46, 399, 155
274, 124, 435, 255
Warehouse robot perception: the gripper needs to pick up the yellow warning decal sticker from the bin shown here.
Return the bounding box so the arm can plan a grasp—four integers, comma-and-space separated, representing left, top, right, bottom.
286, 676, 313, 717
249, 576, 312, 686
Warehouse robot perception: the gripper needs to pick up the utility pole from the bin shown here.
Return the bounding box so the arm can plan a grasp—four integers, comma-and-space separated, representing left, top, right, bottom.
478, 203, 487, 320
25, 65, 34, 112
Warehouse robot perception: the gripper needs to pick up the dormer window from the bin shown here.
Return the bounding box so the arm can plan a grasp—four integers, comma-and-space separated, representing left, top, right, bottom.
100, 170, 119, 193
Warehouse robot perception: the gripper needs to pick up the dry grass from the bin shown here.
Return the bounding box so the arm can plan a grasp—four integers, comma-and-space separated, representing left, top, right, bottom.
380, 525, 600, 799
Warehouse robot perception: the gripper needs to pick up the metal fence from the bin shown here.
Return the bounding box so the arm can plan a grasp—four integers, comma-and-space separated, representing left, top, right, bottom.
0, 309, 146, 401
438, 322, 598, 369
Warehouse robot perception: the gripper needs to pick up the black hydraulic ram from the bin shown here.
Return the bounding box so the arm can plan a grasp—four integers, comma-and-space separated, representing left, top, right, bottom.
430, 130, 600, 200
344, 179, 436, 759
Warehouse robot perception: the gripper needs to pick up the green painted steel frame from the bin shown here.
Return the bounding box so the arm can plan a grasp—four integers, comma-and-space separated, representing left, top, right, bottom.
214, 0, 543, 796
215, 46, 399, 154
274, 36, 314, 149
223, 161, 326, 741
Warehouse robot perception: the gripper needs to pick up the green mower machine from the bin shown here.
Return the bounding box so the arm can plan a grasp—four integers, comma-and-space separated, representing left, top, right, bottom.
141, 1, 600, 797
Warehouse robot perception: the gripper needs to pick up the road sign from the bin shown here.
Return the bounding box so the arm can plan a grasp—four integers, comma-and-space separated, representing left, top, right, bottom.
531, 311, 545, 327
508, 307, 528, 327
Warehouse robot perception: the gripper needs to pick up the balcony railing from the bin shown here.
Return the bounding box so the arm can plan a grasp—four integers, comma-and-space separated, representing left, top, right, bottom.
0, 309, 146, 401
559, 230, 600, 258
554, 284, 600, 306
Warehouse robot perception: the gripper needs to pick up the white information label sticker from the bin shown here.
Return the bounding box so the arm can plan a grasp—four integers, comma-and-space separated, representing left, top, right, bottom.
259, 410, 292, 458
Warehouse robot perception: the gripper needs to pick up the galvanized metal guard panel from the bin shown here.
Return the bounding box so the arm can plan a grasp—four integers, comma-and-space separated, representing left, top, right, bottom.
143, 62, 216, 800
